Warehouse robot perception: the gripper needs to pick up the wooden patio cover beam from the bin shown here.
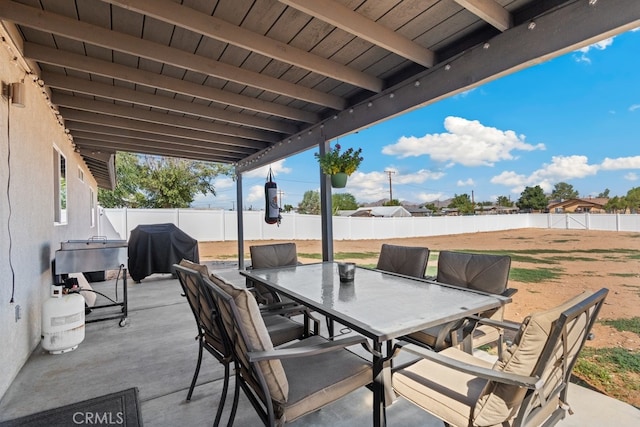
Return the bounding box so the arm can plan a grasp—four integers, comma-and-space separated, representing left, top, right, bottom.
101, 0, 384, 93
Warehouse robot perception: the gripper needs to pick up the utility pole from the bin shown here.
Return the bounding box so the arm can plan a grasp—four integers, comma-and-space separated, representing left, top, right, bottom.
231, 201, 235, 211
385, 170, 395, 203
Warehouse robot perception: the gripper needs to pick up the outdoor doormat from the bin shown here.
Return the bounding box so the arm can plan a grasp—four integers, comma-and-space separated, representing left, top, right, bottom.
0, 387, 142, 426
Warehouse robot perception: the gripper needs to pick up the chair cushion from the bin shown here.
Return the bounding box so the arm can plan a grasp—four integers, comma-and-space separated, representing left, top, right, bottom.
179, 258, 209, 276
393, 347, 493, 427
376, 244, 429, 278
210, 272, 304, 346
436, 251, 510, 294
473, 292, 590, 426
278, 336, 372, 423
177, 260, 224, 350
210, 278, 289, 404
210, 272, 243, 298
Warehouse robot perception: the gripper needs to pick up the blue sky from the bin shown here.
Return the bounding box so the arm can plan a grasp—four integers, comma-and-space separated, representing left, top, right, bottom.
194, 27, 640, 210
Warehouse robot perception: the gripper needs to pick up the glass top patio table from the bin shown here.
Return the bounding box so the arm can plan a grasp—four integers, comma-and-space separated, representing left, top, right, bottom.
241, 261, 511, 427
241, 261, 510, 344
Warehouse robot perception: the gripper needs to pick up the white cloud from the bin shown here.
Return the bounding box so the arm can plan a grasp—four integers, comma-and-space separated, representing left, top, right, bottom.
491, 155, 599, 194
242, 159, 291, 178
454, 88, 476, 98
490, 171, 527, 187
415, 192, 446, 203
575, 37, 614, 63
457, 178, 475, 187
213, 176, 235, 190
246, 184, 265, 203
579, 37, 614, 53
346, 168, 445, 203
530, 155, 599, 181
600, 156, 640, 170
382, 116, 545, 166
629, 104, 640, 112
624, 172, 638, 181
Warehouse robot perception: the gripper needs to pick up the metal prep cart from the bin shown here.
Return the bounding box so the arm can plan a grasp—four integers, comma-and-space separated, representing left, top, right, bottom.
54, 238, 129, 326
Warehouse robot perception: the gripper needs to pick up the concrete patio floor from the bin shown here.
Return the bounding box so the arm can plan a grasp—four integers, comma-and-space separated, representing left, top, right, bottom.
1, 267, 638, 426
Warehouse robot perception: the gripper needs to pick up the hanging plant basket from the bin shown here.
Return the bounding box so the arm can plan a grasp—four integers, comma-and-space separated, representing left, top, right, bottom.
315, 143, 363, 188
331, 172, 348, 188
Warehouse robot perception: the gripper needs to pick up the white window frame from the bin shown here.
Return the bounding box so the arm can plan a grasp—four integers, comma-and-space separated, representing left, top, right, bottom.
53, 146, 67, 224
90, 188, 95, 228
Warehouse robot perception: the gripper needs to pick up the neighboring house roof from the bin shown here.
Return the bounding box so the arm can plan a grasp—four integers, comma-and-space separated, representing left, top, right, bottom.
405, 206, 432, 215
548, 198, 608, 210
349, 206, 412, 217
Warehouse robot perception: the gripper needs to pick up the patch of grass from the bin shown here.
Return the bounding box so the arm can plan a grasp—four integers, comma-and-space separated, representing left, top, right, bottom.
298, 251, 379, 260
610, 273, 637, 277
359, 263, 377, 269
455, 250, 557, 264
550, 239, 579, 243
574, 347, 640, 403
509, 267, 563, 283
509, 254, 558, 264
550, 256, 598, 262
578, 347, 640, 374
601, 317, 640, 335
574, 357, 612, 385
622, 284, 640, 297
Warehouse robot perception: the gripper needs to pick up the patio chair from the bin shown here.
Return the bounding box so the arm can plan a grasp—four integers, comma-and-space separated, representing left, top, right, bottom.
174, 260, 309, 426
205, 273, 374, 426
375, 244, 430, 278
391, 288, 608, 427
249, 243, 300, 305
405, 251, 515, 354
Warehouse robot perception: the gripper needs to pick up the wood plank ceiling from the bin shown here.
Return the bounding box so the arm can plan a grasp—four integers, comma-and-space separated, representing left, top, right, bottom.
1, 0, 638, 189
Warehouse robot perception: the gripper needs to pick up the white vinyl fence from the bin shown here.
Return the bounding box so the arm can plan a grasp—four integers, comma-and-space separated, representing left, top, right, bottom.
98, 208, 640, 242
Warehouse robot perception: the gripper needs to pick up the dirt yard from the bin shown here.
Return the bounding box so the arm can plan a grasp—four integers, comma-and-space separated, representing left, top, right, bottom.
199, 228, 640, 405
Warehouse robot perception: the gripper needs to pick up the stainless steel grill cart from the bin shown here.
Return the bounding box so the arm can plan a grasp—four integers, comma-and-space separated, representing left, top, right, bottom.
55, 237, 129, 326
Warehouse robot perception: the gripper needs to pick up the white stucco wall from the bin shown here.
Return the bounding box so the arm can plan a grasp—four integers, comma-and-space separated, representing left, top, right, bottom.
0, 29, 99, 400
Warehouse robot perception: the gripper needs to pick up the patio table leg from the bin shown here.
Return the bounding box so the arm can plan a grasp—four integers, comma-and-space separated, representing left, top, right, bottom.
372, 341, 387, 427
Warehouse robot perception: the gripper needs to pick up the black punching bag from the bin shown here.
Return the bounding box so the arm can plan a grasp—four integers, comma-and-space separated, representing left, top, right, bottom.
264, 168, 281, 225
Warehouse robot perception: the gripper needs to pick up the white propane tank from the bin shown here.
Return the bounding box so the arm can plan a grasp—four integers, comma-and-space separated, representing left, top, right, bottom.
42, 285, 85, 354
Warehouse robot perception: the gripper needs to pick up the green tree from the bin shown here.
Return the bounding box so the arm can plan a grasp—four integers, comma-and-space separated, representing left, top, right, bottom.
597, 188, 610, 198
298, 190, 321, 215
98, 153, 233, 208
282, 204, 294, 213
98, 152, 146, 208
496, 195, 514, 207
332, 193, 358, 213
448, 193, 474, 215
550, 182, 579, 200
625, 187, 640, 213
422, 203, 438, 213
516, 185, 548, 211
604, 196, 627, 213
382, 199, 401, 206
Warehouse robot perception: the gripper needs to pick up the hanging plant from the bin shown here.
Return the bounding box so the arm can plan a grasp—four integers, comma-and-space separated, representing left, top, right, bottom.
314, 144, 364, 176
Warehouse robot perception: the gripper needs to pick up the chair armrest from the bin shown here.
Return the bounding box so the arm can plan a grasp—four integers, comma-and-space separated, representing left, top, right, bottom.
502, 288, 518, 298
465, 315, 521, 331
395, 343, 543, 390
248, 335, 367, 362
259, 301, 304, 312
